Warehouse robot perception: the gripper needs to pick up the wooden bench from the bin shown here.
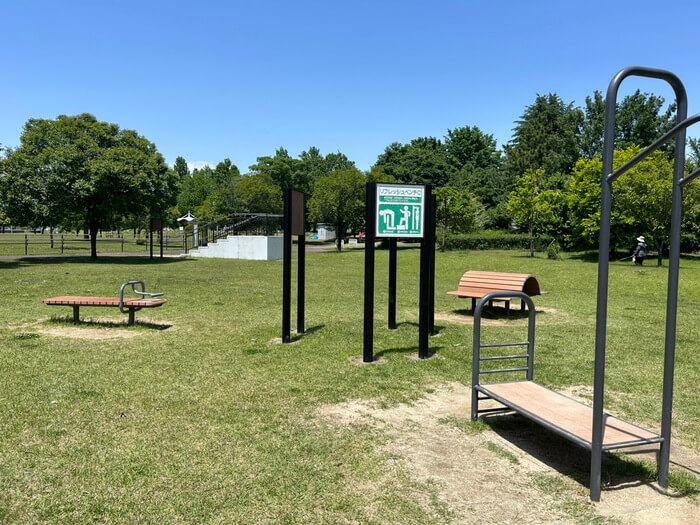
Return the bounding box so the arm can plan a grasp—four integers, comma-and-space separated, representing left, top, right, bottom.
42, 281, 166, 326
447, 271, 544, 313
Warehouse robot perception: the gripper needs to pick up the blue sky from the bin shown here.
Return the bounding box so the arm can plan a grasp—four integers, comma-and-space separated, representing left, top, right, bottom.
2, 1, 700, 172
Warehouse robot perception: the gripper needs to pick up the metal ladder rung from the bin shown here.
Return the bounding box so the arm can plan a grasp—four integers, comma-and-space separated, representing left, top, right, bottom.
479, 355, 528, 361
480, 342, 529, 349
479, 367, 528, 375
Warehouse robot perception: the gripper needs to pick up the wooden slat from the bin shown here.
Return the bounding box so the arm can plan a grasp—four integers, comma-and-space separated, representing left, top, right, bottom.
480, 382, 658, 447
42, 296, 166, 308
448, 271, 542, 299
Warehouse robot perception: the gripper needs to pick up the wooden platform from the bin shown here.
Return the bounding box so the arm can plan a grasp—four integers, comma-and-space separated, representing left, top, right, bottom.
476, 381, 660, 449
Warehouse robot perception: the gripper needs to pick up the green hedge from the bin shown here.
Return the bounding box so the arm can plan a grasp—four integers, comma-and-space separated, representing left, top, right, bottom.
443, 231, 555, 251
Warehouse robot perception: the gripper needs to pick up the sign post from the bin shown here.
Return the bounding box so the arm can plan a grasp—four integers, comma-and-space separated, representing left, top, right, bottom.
283, 189, 306, 343
149, 218, 163, 259
363, 183, 434, 362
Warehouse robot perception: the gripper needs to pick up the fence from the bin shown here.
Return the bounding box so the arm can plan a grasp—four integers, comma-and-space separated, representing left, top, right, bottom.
0, 232, 184, 257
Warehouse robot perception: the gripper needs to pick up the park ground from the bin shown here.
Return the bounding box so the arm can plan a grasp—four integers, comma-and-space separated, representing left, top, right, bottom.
0, 248, 698, 523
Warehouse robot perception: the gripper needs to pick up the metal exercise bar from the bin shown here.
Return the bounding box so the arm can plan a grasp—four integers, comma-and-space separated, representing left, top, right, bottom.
480, 342, 529, 349
479, 367, 528, 375
593, 66, 688, 502
679, 166, 700, 186
471, 291, 536, 421
479, 355, 529, 361
607, 113, 700, 183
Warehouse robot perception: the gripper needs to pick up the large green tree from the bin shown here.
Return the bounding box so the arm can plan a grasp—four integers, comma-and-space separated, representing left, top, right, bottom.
567, 148, 700, 262
374, 137, 450, 187
504, 93, 584, 186
0, 114, 177, 258
507, 169, 562, 256
580, 90, 676, 160
444, 125, 501, 172
308, 168, 366, 251
433, 185, 479, 251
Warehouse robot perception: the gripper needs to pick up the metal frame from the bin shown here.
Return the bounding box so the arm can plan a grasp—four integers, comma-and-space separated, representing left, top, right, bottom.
362, 182, 436, 362
471, 291, 535, 421
118, 280, 164, 326
592, 66, 696, 501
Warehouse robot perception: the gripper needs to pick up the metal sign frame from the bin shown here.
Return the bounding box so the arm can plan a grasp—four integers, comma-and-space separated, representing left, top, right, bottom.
363, 182, 436, 363
375, 183, 425, 238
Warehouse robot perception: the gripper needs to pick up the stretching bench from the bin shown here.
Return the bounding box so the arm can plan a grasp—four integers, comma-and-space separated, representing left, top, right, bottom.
42, 281, 166, 326
447, 271, 544, 313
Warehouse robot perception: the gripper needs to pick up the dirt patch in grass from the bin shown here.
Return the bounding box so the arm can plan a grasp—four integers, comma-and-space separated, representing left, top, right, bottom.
319, 383, 699, 524
435, 307, 567, 327
32, 317, 174, 339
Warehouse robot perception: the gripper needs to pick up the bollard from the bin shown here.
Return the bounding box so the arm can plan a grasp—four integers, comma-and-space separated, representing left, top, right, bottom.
25, 234, 28, 255
61, 235, 64, 254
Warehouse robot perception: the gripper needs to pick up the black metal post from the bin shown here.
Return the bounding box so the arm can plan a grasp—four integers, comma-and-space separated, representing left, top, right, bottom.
388, 238, 397, 329
418, 185, 432, 359
429, 193, 437, 336
150, 226, 153, 259
363, 183, 377, 362
25, 234, 28, 255
283, 188, 292, 343
61, 235, 64, 254
297, 234, 305, 335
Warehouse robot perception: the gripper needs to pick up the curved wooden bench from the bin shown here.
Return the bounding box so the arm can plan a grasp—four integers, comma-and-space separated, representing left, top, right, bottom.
447, 271, 544, 312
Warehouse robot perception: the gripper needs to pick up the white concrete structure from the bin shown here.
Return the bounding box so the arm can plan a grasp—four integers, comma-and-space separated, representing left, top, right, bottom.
317, 223, 336, 240
188, 235, 283, 260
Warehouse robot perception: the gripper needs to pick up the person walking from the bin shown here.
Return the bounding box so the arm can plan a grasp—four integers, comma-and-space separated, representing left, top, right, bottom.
633, 235, 647, 266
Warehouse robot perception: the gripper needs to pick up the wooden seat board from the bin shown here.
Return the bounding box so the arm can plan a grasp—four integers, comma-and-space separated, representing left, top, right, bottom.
42, 296, 167, 308
479, 381, 659, 447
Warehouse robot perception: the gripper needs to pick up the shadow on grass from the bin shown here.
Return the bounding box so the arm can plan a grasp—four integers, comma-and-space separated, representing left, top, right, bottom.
0, 255, 191, 268
451, 307, 531, 321
374, 345, 445, 358
46, 315, 173, 331
289, 324, 325, 342
481, 413, 697, 497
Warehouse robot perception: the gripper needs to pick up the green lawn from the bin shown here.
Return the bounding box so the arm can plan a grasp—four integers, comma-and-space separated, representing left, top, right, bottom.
0, 249, 697, 522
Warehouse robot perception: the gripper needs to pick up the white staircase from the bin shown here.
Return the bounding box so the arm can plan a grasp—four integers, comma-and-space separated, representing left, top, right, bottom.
187, 235, 283, 260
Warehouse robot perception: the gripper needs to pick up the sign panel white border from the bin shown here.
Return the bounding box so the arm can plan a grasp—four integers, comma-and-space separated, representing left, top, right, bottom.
375, 183, 426, 238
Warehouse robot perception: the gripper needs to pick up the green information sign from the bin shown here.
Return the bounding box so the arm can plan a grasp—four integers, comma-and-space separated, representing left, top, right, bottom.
375, 184, 425, 238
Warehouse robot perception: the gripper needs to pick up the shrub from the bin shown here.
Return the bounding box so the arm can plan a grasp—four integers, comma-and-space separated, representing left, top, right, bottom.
547, 241, 561, 260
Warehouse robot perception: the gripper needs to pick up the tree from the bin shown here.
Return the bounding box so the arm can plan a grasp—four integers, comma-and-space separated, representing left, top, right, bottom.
433, 186, 478, 251
173, 156, 190, 180
504, 93, 584, 185
580, 90, 676, 160
0, 114, 177, 258
374, 137, 450, 187
507, 169, 561, 256
236, 173, 283, 214
567, 148, 700, 263
176, 165, 218, 216
444, 125, 501, 172
308, 168, 366, 251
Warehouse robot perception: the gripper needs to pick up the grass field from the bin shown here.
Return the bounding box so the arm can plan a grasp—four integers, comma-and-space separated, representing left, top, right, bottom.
0, 248, 698, 522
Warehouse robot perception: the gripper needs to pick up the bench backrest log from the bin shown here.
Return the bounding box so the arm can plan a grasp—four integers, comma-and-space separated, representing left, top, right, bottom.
450, 271, 542, 298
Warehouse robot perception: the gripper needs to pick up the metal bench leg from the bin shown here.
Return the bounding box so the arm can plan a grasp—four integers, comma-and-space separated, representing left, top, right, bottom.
128, 308, 135, 326
73, 305, 80, 324
505, 300, 510, 316
521, 300, 526, 312
471, 298, 476, 311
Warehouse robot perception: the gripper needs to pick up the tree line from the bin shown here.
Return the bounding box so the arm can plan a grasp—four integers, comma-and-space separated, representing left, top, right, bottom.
1, 88, 699, 259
